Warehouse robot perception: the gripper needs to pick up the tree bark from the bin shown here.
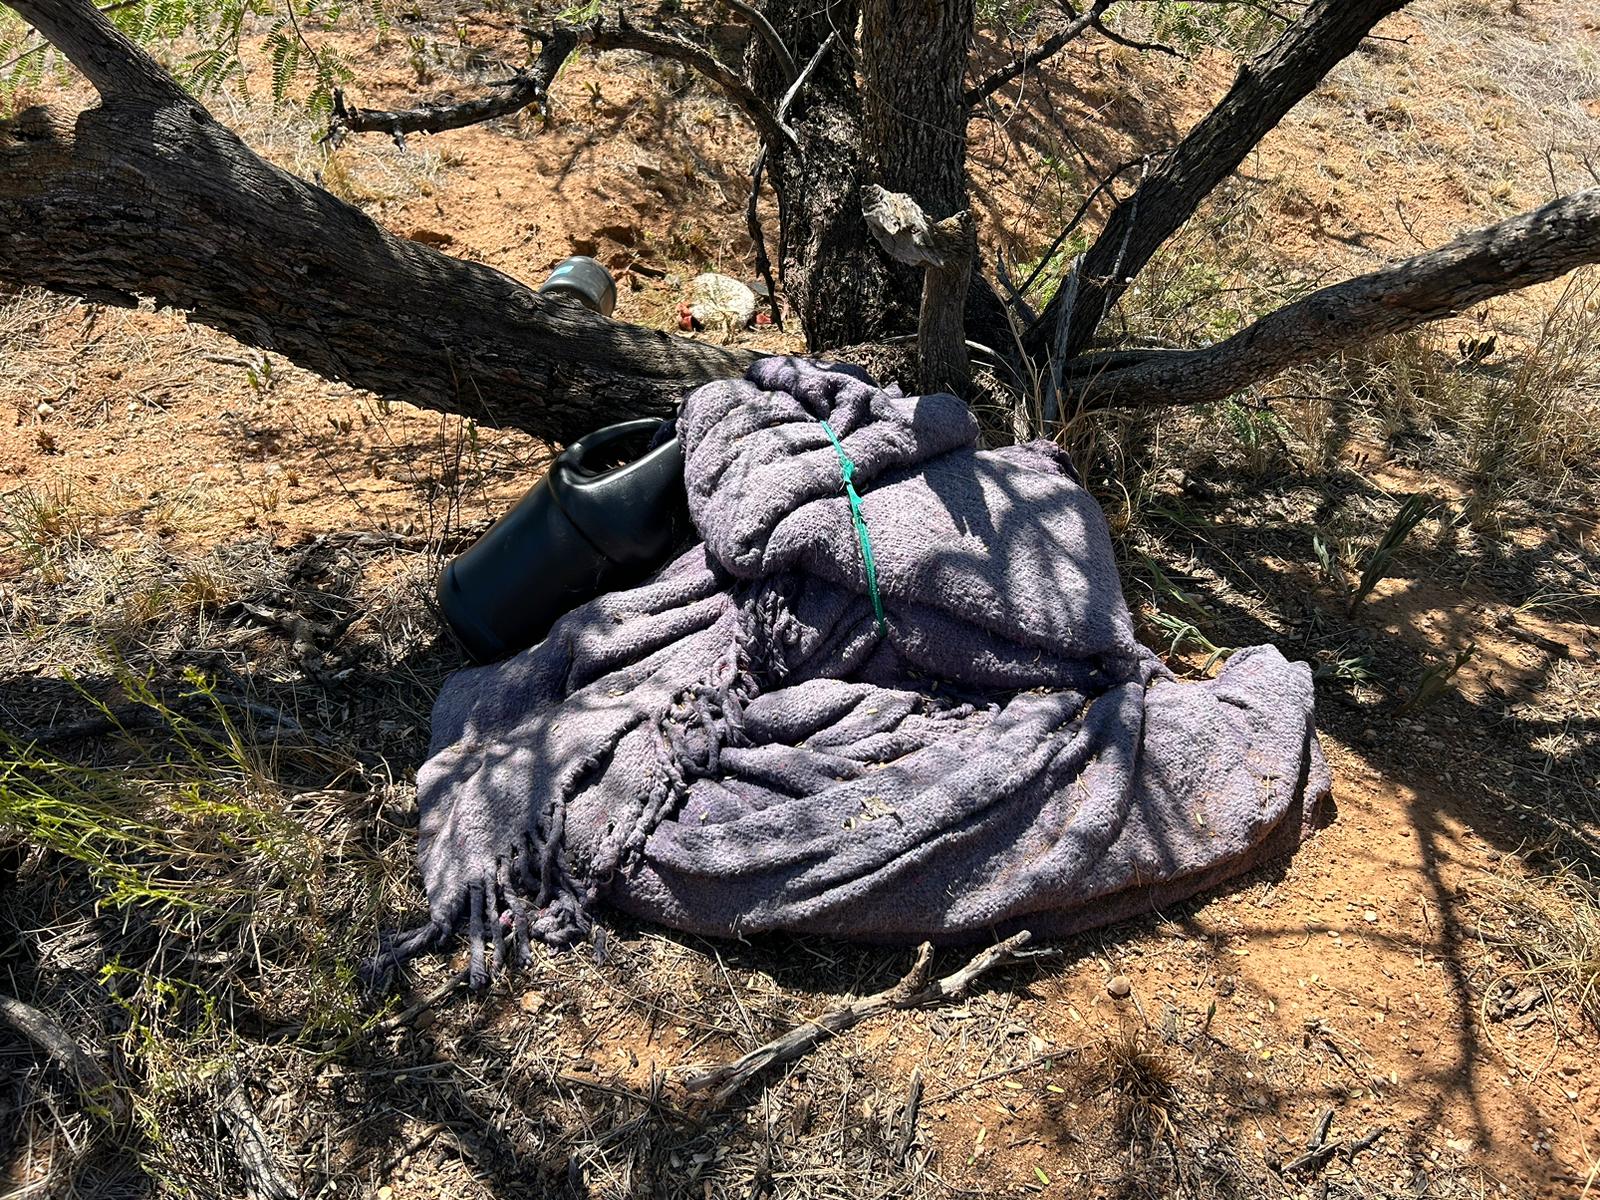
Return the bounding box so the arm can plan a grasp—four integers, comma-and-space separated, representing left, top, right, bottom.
1025, 0, 1412, 361
745, 0, 916, 350
0, 101, 751, 443
857, 0, 978, 347
1066, 188, 1600, 410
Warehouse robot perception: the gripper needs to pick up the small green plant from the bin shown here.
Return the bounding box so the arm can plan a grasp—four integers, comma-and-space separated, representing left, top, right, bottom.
1148, 609, 1231, 674
1396, 642, 1475, 714
557, 0, 604, 23
245, 353, 276, 394
1219, 397, 1290, 474
1117, 1, 1281, 56
1313, 654, 1374, 685
1312, 532, 1350, 603
3, 0, 381, 114
1, 480, 88, 574
1348, 493, 1433, 613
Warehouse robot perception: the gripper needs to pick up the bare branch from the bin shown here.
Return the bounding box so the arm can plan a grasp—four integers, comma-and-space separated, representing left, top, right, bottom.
1025, 0, 1413, 361
683, 933, 1034, 1104
966, 1, 1108, 105
719, 0, 798, 83
585, 19, 793, 148
1070, 189, 1600, 411
0, 991, 131, 1127
331, 27, 579, 139
337, 17, 791, 148
1088, 13, 1180, 56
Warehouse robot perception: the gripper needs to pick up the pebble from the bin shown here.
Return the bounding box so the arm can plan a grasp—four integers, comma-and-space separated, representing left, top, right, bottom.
1364, 910, 1379, 923
1107, 975, 1132, 999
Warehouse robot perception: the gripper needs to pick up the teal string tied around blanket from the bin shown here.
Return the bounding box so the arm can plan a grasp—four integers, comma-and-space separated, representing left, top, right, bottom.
818, 418, 888, 636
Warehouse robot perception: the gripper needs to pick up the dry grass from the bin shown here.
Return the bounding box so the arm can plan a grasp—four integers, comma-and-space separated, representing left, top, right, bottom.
1476, 850, 1600, 1033
210, 85, 444, 205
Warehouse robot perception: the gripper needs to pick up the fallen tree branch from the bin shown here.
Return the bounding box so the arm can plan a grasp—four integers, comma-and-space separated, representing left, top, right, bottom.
682, 932, 1034, 1104
1068, 188, 1600, 411
0, 991, 131, 1127
0, 0, 754, 444
1026, 0, 1412, 360
218, 1078, 298, 1200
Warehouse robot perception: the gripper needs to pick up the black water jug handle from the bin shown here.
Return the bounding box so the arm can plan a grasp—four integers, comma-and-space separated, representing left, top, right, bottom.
436, 418, 689, 662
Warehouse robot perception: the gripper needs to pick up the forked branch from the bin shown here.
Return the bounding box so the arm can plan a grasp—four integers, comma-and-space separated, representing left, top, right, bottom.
683, 932, 1035, 1104
330, 26, 579, 139
1026, 0, 1413, 360
966, 0, 1110, 105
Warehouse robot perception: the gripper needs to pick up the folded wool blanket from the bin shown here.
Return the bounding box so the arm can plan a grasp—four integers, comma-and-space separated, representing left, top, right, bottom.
391, 357, 1328, 982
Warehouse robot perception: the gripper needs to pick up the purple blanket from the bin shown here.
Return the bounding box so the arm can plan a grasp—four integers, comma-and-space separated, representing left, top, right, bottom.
394, 358, 1327, 981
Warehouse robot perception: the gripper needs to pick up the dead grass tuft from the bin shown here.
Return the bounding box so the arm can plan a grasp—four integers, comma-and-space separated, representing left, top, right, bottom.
1477, 850, 1600, 1033
1083, 1022, 1184, 1143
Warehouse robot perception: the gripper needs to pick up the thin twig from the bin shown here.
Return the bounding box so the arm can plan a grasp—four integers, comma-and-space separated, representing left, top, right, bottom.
375, 968, 468, 1030
719, 0, 796, 83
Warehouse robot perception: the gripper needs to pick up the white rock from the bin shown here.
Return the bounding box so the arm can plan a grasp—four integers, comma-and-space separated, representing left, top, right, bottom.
689, 272, 757, 331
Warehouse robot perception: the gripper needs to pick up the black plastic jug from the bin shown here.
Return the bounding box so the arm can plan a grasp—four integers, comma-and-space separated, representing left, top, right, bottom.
437, 419, 690, 662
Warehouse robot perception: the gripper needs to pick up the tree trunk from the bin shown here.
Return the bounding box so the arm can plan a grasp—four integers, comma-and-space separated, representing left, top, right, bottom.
859, 0, 974, 224
746, 0, 916, 350
857, 0, 979, 356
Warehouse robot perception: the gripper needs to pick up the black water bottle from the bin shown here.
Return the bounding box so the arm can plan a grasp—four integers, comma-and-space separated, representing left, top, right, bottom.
437, 420, 690, 662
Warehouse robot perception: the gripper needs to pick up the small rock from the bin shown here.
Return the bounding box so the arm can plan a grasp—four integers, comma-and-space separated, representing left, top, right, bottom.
1364, 909, 1378, 923
520, 991, 546, 1014
689, 272, 758, 331
1107, 975, 1132, 999
1217, 976, 1237, 997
